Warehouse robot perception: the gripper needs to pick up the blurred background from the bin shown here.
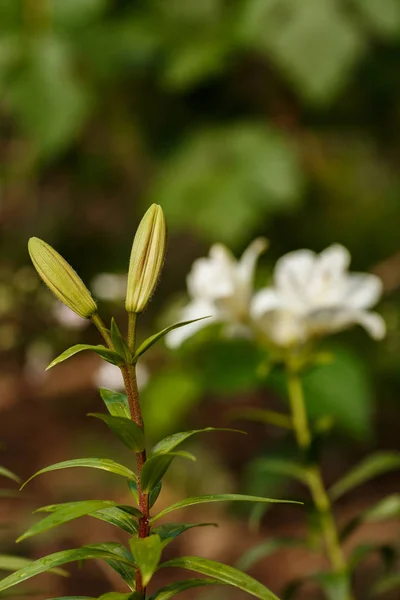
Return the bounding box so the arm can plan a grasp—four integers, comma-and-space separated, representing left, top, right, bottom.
1, 0, 400, 598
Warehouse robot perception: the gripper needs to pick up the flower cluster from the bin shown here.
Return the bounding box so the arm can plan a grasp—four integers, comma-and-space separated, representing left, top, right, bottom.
166, 242, 385, 349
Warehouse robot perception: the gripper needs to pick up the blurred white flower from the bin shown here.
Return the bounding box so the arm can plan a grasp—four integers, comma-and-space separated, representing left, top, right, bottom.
24, 341, 53, 384
93, 360, 149, 391
53, 302, 88, 329
251, 244, 386, 347
91, 273, 127, 302
166, 238, 267, 348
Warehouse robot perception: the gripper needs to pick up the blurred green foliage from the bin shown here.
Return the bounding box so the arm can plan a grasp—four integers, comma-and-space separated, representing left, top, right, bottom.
1, 0, 400, 449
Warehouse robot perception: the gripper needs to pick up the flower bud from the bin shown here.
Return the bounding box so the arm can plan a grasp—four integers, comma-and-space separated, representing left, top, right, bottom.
125, 204, 166, 313
28, 237, 97, 319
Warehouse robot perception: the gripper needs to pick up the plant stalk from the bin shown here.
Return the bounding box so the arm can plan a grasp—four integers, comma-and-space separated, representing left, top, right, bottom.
92, 313, 149, 596
286, 368, 347, 576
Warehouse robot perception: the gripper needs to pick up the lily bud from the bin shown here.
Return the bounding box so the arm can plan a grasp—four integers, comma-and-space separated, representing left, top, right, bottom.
28, 237, 97, 319
125, 204, 166, 313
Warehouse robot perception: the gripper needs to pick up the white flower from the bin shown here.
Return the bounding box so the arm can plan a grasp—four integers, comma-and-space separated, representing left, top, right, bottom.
251, 244, 386, 347
91, 273, 127, 302
166, 238, 267, 348
93, 360, 149, 391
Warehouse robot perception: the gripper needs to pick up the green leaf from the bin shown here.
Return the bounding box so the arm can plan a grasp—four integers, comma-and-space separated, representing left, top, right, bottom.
47, 345, 124, 370
140, 452, 196, 493
236, 537, 308, 571
110, 319, 133, 364
373, 571, 400, 595
0, 556, 34, 572
153, 123, 302, 245
353, 0, 400, 38
228, 408, 292, 430
253, 458, 309, 485
301, 347, 373, 441
21, 458, 137, 490
36, 502, 141, 535
149, 481, 162, 508
349, 543, 396, 572
6, 34, 90, 157
159, 556, 280, 599
88, 413, 145, 452
329, 452, 400, 501
91, 506, 139, 535
17, 500, 139, 542
98, 593, 142, 600
240, 0, 363, 104
313, 571, 352, 600
0, 466, 20, 484
0, 545, 133, 593
152, 522, 217, 544
100, 543, 136, 590
341, 494, 400, 541
134, 318, 210, 360
151, 494, 301, 523
129, 535, 162, 587
46, 597, 94, 599
151, 427, 244, 456
100, 388, 130, 419
150, 578, 220, 599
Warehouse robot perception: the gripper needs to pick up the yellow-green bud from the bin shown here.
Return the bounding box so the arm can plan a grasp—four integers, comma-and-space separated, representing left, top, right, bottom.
28, 237, 97, 319
125, 204, 166, 313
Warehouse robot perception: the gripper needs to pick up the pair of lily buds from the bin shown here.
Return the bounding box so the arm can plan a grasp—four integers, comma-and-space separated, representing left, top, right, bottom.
28, 204, 166, 319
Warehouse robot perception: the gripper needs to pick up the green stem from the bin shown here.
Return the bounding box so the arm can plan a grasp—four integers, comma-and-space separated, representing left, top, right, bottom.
128, 312, 137, 353
92, 313, 149, 596
286, 368, 347, 576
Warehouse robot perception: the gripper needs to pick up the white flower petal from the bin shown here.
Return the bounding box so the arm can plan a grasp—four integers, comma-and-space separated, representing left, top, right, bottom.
237, 237, 268, 287
187, 244, 236, 300
256, 310, 306, 347
317, 244, 350, 274
353, 311, 386, 340
274, 249, 316, 312
250, 288, 283, 318
344, 273, 383, 309
165, 300, 217, 348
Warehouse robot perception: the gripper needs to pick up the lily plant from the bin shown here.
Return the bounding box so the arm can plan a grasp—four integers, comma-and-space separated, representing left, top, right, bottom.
167, 240, 400, 600
0, 205, 300, 600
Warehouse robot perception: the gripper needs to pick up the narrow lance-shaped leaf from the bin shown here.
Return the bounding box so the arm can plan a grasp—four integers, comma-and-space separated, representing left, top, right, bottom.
158, 556, 280, 600
329, 452, 400, 501
151, 494, 302, 523
21, 458, 137, 490
100, 388, 130, 419
150, 578, 221, 599
152, 522, 217, 545
110, 319, 133, 364
150, 427, 245, 457
17, 500, 138, 543
252, 457, 310, 485
98, 543, 136, 590
88, 413, 145, 452
0, 466, 20, 484
236, 537, 309, 572
141, 452, 196, 493
228, 408, 292, 430
341, 494, 400, 541
134, 317, 210, 360
129, 535, 162, 587
0, 545, 134, 593
47, 345, 124, 370
373, 572, 400, 596
98, 594, 144, 600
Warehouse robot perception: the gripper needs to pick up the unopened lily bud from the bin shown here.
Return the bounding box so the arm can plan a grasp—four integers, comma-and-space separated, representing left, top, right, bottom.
28, 237, 97, 319
125, 204, 166, 313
